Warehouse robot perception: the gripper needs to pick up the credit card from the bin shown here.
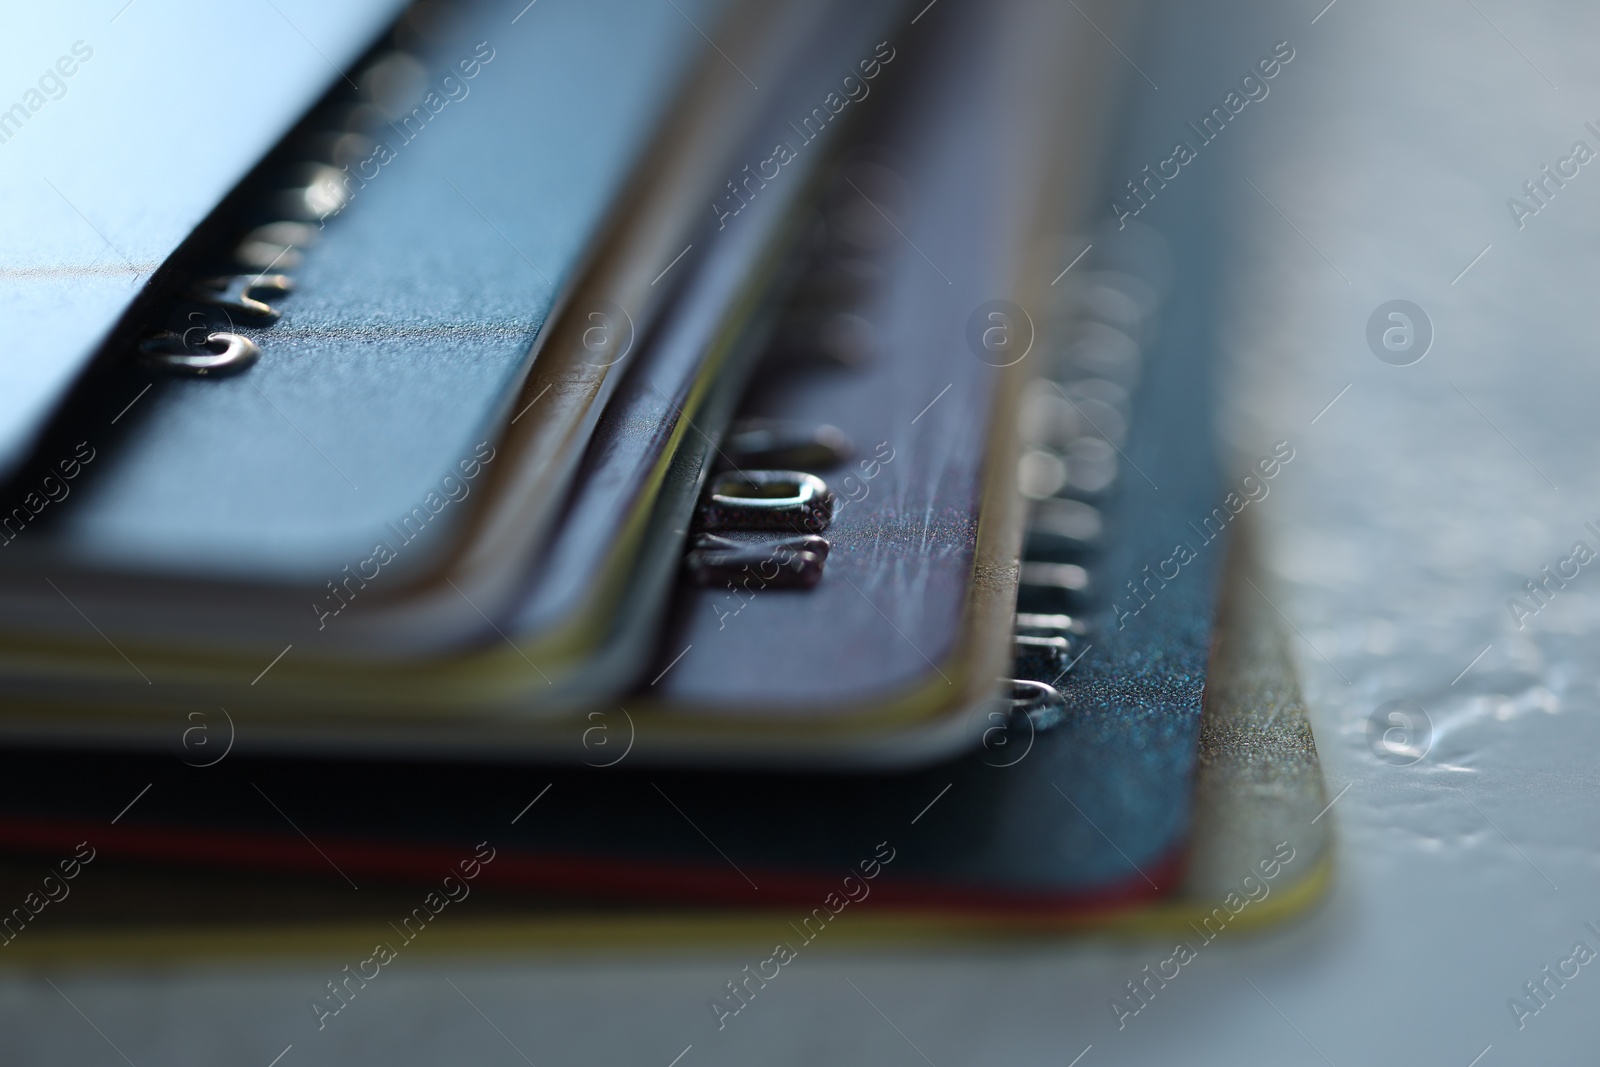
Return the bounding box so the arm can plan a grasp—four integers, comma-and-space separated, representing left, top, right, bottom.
0, 0, 406, 478
0, 0, 913, 733
0, 0, 754, 683
0, 525, 1331, 944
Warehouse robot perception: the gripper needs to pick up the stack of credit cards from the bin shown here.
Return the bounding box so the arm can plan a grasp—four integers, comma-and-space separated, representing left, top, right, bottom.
0, 0, 1330, 948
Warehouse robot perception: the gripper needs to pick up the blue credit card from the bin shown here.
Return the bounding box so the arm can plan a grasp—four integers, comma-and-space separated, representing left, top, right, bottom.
9, 0, 722, 582
0, 0, 408, 479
